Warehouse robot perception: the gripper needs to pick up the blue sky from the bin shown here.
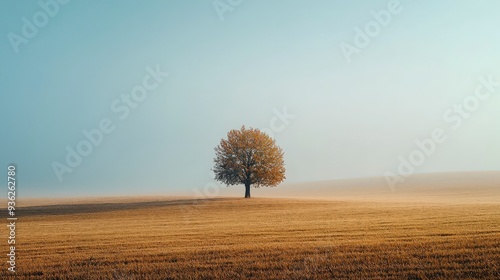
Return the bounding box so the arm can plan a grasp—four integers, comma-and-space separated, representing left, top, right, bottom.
1, 0, 500, 197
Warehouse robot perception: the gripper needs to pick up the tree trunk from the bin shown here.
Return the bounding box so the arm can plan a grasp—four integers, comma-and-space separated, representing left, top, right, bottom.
244, 183, 251, 198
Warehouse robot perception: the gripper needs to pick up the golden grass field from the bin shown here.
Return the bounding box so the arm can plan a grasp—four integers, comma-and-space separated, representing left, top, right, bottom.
2, 173, 499, 279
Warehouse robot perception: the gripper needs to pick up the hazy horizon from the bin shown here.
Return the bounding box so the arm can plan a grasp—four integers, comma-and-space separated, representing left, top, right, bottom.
2, 1, 500, 197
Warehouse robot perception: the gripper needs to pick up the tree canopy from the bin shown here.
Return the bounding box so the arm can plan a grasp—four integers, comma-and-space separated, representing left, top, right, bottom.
213, 126, 286, 198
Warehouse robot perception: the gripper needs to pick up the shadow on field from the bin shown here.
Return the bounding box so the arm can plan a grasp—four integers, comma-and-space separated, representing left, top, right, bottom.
8, 198, 227, 217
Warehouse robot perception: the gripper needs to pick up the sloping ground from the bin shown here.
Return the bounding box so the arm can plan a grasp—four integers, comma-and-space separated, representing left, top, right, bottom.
217, 171, 500, 203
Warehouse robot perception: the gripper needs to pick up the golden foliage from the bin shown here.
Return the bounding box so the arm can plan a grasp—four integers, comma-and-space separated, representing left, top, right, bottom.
213, 126, 286, 188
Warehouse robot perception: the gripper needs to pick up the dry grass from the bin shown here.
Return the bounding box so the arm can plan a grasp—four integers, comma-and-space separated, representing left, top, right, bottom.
1, 196, 499, 279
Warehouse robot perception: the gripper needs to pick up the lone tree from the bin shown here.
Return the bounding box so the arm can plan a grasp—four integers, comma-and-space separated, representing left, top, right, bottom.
213, 126, 286, 198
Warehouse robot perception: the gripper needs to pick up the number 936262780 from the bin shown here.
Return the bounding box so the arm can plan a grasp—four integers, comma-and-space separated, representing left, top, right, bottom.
7, 166, 16, 217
